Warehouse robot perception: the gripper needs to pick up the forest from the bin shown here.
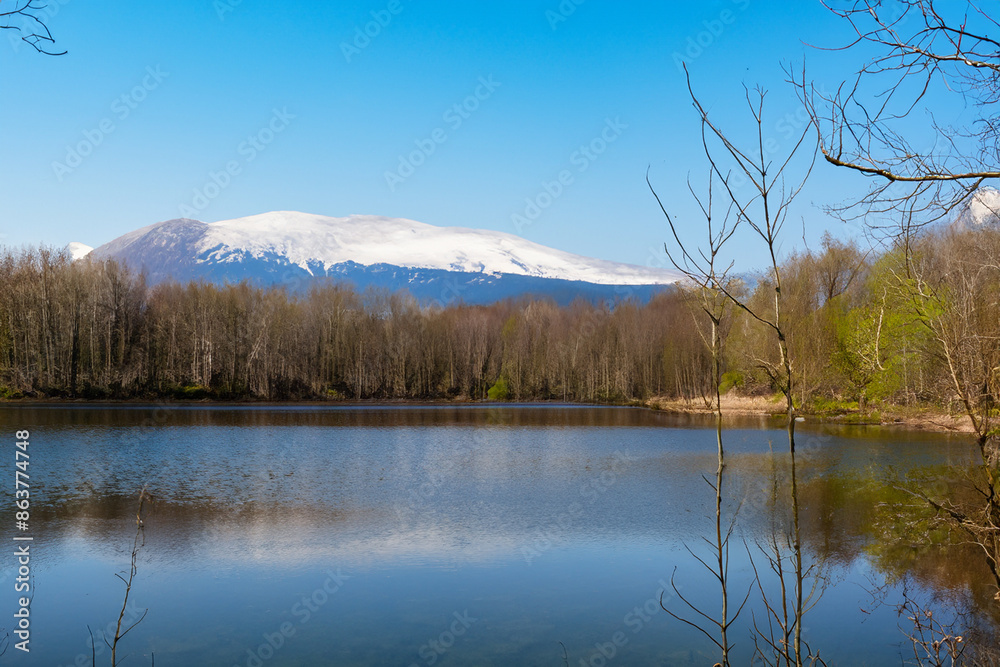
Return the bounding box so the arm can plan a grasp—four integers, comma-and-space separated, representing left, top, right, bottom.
0, 219, 993, 415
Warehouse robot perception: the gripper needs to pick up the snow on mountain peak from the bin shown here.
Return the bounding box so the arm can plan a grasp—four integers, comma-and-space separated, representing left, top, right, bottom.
965, 187, 1000, 225
66, 242, 93, 260
188, 211, 680, 286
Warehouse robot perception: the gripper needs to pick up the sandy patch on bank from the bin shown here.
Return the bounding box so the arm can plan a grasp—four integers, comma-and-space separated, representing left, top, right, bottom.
645, 394, 976, 434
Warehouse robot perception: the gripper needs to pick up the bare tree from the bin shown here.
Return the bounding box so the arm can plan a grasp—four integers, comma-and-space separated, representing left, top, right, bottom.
889, 221, 1000, 601
104, 487, 152, 666
1, 0, 65, 55
896, 583, 968, 667
651, 63, 819, 664
799, 1, 1000, 608
650, 168, 748, 665
794, 0, 1000, 229
680, 65, 817, 452
747, 451, 828, 667
649, 169, 739, 414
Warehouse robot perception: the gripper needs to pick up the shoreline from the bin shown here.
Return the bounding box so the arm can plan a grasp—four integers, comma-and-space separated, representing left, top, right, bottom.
0, 394, 976, 435
645, 394, 975, 435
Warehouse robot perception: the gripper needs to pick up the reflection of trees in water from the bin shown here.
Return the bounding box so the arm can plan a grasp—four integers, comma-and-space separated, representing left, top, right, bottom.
660, 413, 748, 667
848, 465, 1000, 665
654, 409, 1000, 665
32, 417, 1000, 662
664, 437, 1000, 664
771, 461, 1000, 664
744, 449, 827, 667
662, 433, 834, 666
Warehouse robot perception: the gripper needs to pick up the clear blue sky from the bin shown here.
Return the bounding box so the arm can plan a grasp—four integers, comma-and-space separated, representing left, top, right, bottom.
1, 0, 880, 270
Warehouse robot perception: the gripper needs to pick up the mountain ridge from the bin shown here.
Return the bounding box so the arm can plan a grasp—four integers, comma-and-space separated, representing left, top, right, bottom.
80, 211, 681, 305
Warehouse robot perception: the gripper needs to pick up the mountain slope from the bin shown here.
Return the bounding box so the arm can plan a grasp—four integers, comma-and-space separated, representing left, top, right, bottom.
89, 212, 681, 304
957, 186, 1000, 227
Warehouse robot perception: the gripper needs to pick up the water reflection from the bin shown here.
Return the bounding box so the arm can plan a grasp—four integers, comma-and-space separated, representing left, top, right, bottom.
0, 404, 991, 665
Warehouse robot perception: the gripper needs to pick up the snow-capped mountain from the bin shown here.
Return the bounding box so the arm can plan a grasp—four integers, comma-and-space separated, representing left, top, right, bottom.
956, 187, 1000, 227
87, 212, 680, 305
66, 242, 93, 260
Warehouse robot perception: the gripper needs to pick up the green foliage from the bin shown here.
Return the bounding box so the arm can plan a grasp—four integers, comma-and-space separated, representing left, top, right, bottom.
828, 249, 927, 407
718, 370, 744, 394
171, 384, 211, 400
0, 386, 23, 400
487, 377, 510, 401
808, 397, 859, 414
838, 410, 882, 424
500, 315, 518, 340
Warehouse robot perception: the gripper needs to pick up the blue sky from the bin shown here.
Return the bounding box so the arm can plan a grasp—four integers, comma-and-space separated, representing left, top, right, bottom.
1, 0, 883, 270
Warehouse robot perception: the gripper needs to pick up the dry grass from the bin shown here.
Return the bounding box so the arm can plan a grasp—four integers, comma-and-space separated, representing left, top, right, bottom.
647, 393, 787, 416
645, 393, 976, 434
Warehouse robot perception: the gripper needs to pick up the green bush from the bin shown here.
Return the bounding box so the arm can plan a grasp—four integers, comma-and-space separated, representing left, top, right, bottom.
0, 386, 23, 400
487, 377, 510, 401
718, 371, 744, 394
172, 384, 210, 400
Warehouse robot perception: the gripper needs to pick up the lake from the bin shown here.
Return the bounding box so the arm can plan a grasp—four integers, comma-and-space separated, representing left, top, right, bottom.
0, 404, 989, 666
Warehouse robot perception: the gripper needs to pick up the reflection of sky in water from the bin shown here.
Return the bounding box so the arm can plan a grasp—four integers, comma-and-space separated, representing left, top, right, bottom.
0, 405, 981, 665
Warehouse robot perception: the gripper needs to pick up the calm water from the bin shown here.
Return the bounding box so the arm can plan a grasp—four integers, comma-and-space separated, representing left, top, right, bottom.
0, 404, 986, 666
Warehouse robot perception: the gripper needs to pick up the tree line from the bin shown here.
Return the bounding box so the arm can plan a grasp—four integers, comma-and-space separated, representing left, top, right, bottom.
0, 223, 991, 410
0, 246, 695, 401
